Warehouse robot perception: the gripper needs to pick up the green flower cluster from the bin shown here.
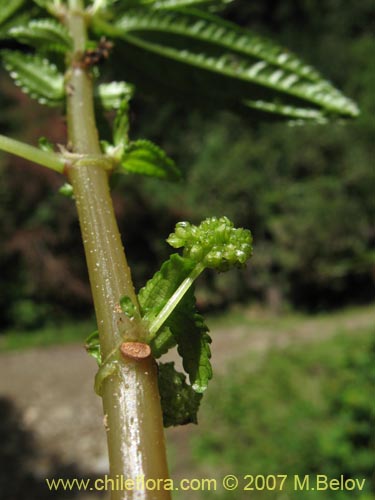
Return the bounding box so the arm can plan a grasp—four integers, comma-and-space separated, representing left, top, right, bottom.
167, 216, 253, 271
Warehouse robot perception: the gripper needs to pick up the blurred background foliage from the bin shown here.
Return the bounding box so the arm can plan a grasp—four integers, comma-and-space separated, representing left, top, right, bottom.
0, 0, 374, 330
189, 326, 374, 499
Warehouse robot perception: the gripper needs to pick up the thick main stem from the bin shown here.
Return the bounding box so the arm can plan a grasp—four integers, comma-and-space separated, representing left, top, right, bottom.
65, 2, 170, 499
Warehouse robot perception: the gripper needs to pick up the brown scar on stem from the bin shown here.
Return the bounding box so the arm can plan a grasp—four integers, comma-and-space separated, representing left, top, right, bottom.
120, 342, 151, 361
113, 303, 122, 313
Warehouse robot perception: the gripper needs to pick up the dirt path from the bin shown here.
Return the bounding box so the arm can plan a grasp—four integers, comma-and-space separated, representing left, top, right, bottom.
0, 307, 373, 499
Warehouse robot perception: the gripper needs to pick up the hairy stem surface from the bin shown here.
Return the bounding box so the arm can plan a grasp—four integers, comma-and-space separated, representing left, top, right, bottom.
65, 2, 170, 498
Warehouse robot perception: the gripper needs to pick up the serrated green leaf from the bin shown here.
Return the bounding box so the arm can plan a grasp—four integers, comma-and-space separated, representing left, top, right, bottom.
168, 287, 212, 392
158, 362, 202, 427
140, 217, 251, 392
141, 217, 252, 342
146, 0, 233, 10
139, 252, 212, 391
9, 18, 72, 53
85, 330, 102, 365
0, 0, 25, 27
94, 9, 359, 119
139, 253, 191, 357
1, 50, 64, 106
139, 253, 195, 325
243, 98, 328, 123
95, 81, 134, 110
119, 139, 181, 180
93, 0, 231, 15
116, 9, 321, 82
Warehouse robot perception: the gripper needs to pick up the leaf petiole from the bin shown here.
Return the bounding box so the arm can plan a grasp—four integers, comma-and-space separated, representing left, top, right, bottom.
148, 262, 204, 338
0, 134, 65, 173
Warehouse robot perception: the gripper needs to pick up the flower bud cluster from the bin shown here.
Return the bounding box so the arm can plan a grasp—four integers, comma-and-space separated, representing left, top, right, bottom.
167, 216, 253, 271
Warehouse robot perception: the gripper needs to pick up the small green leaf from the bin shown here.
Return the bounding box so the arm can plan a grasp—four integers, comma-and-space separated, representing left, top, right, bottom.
119, 139, 181, 181
113, 98, 131, 152
38, 136, 54, 152
85, 330, 102, 365
167, 216, 253, 271
147, 0, 233, 10
95, 81, 134, 110
120, 295, 138, 320
1, 50, 64, 106
9, 18, 72, 52
0, 0, 25, 27
158, 362, 202, 427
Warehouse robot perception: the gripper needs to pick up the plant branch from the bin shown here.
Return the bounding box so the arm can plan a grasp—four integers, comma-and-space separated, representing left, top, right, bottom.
0, 133, 65, 173
64, 3, 170, 499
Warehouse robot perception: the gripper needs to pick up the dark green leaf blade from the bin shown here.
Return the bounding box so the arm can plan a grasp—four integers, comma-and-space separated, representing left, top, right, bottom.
85, 330, 102, 365
139, 253, 212, 392
139, 253, 195, 326
119, 139, 181, 180
138, 253, 192, 358
114, 8, 321, 82
8, 18, 72, 52
1, 50, 64, 106
149, 326, 176, 358
168, 287, 212, 393
0, 0, 25, 27
147, 0, 233, 10
158, 362, 202, 427
94, 9, 359, 120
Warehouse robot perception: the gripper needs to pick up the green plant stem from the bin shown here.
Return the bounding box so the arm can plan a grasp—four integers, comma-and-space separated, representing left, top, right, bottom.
0, 133, 65, 173
65, 2, 170, 498
149, 263, 204, 338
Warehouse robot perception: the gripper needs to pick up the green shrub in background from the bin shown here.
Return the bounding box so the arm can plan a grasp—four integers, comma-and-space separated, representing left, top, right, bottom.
192, 329, 374, 499
122, 0, 374, 311
137, 110, 374, 310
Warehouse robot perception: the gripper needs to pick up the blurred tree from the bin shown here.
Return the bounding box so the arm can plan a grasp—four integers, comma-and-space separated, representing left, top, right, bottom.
128, 0, 374, 310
